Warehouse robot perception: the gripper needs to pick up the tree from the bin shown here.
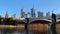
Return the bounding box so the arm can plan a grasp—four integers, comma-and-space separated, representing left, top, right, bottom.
5, 17, 15, 25
9, 17, 14, 21
0, 15, 2, 19
0, 15, 2, 24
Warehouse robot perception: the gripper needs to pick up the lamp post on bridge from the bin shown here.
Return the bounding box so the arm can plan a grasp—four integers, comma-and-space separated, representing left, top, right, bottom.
25, 13, 30, 34
50, 12, 57, 34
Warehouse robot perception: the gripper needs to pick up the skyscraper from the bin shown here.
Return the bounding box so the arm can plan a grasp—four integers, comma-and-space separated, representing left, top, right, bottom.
5, 11, 9, 18
24, 12, 31, 18
31, 7, 36, 18
46, 12, 50, 17
24, 14, 27, 18
21, 7, 25, 18
27, 12, 31, 18
38, 11, 43, 18
12, 14, 20, 19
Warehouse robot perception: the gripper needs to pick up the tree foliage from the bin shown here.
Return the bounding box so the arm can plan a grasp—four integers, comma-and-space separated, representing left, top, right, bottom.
0, 15, 2, 19
9, 17, 14, 21
4, 17, 15, 25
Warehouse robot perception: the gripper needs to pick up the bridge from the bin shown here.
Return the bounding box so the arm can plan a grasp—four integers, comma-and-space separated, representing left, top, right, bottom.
15, 17, 60, 24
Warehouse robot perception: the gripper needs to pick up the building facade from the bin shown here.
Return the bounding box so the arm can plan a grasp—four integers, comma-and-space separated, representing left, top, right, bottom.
38, 11, 43, 18
46, 12, 50, 17
21, 7, 25, 18
27, 12, 31, 18
12, 14, 20, 19
31, 7, 36, 18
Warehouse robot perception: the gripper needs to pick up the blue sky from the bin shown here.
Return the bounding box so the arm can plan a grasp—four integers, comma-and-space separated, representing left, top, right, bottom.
0, 0, 60, 17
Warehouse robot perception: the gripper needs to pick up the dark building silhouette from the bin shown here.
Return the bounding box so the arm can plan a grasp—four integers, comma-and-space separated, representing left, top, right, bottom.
31, 6, 36, 18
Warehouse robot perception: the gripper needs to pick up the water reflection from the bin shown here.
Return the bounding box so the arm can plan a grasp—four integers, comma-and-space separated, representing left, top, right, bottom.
1, 29, 34, 34
0, 24, 49, 34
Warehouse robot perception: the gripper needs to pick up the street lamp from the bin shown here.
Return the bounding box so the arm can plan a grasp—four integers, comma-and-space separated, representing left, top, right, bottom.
50, 13, 57, 34
25, 13, 30, 34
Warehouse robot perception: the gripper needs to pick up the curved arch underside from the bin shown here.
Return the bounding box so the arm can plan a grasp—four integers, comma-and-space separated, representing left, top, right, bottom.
30, 20, 50, 24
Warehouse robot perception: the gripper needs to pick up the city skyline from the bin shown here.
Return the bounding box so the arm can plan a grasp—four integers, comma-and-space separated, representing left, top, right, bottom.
0, 0, 60, 17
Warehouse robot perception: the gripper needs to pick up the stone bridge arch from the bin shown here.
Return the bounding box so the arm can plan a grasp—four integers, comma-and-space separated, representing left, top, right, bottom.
28, 20, 50, 34
56, 21, 60, 34
16, 21, 25, 31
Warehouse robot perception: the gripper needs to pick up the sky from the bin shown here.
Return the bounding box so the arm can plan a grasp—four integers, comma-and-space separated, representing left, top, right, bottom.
0, 0, 60, 17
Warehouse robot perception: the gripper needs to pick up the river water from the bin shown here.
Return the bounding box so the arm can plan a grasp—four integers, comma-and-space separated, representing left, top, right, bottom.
0, 29, 35, 34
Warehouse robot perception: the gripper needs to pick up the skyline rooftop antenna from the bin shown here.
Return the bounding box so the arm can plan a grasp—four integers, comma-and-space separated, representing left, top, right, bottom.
33, 3, 34, 8
32, 0, 34, 8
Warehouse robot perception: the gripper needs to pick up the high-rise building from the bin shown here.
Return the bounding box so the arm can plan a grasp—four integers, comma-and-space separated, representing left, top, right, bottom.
24, 12, 31, 18
38, 11, 43, 18
46, 12, 50, 17
12, 14, 20, 19
33, 9, 36, 17
31, 7, 36, 18
24, 14, 27, 18
27, 12, 31, 18
21, 7, 25, 18
5, 11, 9, 18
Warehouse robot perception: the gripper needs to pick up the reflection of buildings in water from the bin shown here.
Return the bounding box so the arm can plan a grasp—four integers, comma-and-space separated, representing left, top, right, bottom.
1, 29, 35, 34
